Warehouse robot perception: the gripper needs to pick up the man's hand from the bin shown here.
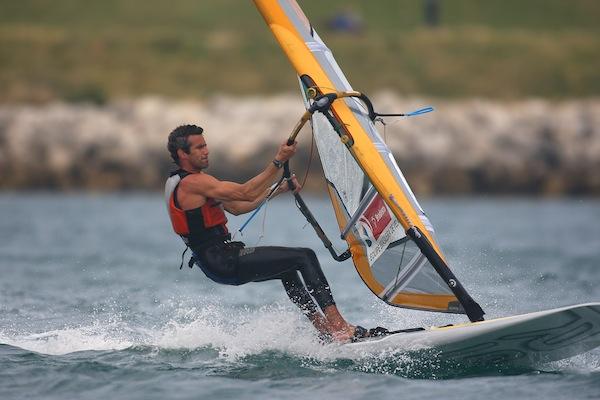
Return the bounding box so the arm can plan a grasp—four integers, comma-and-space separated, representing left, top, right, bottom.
275, 140, 297, 163
274, 175, 302, 196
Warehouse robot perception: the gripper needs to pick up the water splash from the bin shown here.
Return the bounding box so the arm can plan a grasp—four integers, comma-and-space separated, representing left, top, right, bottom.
1, 297, 598, 379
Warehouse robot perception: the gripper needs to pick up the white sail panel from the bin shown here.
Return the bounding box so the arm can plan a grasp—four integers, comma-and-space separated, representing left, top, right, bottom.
300, 79, 460, 312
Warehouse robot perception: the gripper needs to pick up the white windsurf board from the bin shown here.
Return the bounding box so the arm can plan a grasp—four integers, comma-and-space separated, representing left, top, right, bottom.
347, 303, 600, 366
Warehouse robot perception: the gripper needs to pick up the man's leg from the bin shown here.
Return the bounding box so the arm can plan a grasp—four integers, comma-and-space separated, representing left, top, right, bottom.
234, 246, 355, 340
323, 305, 356, 341
279, 270, 330, 335
285, 248, 356, 340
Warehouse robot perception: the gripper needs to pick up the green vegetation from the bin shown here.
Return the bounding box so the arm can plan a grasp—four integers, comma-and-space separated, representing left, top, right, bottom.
1, 0, 599, 103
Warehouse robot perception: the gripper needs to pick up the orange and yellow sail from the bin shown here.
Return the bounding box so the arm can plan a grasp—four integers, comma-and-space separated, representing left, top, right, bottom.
254, 0, 483, 318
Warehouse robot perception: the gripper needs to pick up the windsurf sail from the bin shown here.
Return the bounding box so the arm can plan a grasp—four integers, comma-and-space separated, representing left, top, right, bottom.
254, 0, 484, 322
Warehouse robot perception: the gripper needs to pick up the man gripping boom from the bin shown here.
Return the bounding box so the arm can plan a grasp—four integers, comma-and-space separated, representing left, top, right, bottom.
165, 124, 377, 342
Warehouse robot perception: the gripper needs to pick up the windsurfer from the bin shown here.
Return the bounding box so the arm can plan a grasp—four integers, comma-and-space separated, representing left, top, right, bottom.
165, 124, 375, 342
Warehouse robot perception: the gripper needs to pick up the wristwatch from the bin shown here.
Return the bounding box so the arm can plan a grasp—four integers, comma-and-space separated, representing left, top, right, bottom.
272, 159, 283, 169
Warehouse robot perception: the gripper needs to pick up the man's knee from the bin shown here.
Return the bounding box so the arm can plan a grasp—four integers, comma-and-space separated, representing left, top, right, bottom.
300, 247, 317, 259
280, 269, 299, 285
297, 248, 321, 270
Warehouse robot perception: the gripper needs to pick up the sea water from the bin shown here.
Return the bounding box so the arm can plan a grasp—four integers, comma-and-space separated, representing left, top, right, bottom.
0, 193, 599, 399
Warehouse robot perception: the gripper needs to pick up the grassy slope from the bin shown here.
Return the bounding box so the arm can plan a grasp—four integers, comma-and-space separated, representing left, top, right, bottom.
1, 0, 599, 102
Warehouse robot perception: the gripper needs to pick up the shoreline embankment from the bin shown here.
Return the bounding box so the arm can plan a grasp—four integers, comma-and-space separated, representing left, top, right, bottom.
1, 94, 599, 195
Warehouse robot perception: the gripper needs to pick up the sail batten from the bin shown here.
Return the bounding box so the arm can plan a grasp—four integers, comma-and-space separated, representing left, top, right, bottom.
255, 0, 484, 320
340, 185, 378, 239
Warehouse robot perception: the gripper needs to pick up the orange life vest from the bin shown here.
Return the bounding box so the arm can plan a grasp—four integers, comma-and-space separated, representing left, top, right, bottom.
165, 169, 229, 247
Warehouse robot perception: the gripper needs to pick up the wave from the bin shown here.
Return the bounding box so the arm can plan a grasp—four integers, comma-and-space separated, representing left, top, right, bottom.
1, 303, 598, 379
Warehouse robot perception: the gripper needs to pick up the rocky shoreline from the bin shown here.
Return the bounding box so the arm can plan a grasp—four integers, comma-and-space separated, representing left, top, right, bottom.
1, 94, 599, 195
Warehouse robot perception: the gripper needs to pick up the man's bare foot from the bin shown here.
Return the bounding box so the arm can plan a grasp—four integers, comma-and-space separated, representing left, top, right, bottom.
329, 325, 356, 343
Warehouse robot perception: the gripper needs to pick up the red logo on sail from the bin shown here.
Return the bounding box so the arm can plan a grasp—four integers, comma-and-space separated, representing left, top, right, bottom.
358, 195, 391, 240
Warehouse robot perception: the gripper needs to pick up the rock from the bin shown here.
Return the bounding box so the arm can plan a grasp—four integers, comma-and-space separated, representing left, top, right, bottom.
0, 95, 599, 195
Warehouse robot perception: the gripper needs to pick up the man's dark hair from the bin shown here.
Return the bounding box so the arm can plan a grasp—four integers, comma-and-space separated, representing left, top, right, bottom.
167, 124, 204, 165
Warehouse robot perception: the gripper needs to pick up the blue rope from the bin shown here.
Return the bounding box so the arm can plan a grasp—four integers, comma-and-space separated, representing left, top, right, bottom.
237, 200, 267, 234
237, 177, 284, 234
405, 106, 434, 117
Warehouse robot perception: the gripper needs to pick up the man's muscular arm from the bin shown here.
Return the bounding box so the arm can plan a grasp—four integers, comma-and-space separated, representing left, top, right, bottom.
222, 175, 301, 215
180, 140, 297, 204
222, 187, 271, 216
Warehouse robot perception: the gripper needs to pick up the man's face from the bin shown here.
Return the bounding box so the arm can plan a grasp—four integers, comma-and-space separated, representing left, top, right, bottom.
183, 134, 209, 170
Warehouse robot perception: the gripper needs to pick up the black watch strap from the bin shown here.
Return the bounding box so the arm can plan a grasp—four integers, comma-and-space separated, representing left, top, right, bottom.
272, 159, 283, 169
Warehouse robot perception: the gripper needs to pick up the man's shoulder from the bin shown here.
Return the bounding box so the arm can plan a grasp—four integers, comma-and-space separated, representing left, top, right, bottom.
180, 171, 218, 187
